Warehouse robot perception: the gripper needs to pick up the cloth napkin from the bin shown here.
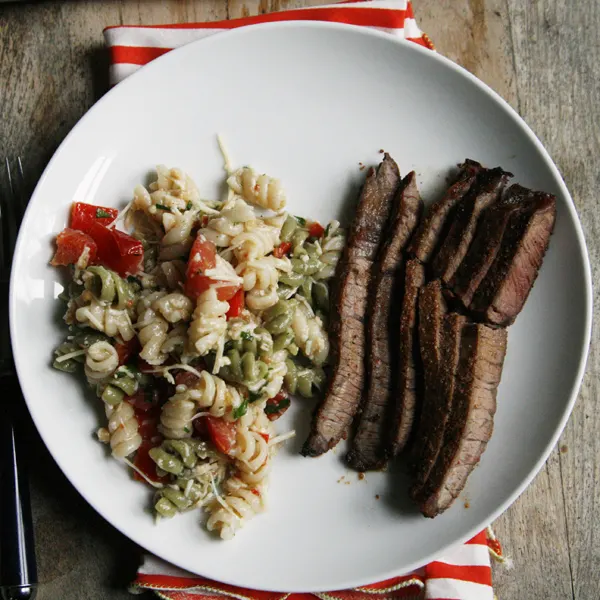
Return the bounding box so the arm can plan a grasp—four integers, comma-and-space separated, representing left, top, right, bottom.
103, 2, 504, 599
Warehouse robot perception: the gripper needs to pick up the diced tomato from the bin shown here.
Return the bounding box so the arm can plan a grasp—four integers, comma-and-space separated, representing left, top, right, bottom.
115, 338, 139, 366
265, 391, 291, 422
70, 202, 118, 232
184, 274, 239, 302
199, 416, 237, 456
226, 288, 245, 319
273, 241, 292, 258
127, 389, 159, 413
133, 441, 167, 484
250, 488, 261, 497
308, 222, 325, 238
87, 222, 144, 276
186, 234, 217, 276
259, 432, 270, 443
50, 228, 98, 267
175, 371, 200, 388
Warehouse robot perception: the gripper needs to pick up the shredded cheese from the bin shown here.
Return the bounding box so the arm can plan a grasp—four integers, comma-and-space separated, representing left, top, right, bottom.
121, 457, 165, 489
269, 430, 296, 446
217, 134, 233, 175
54, 349, 86, 363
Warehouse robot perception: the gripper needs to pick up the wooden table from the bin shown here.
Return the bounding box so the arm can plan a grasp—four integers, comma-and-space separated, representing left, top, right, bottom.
1, 1, 598, 598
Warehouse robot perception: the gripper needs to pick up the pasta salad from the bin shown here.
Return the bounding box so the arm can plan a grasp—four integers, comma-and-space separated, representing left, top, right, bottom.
50, 157, 345, 540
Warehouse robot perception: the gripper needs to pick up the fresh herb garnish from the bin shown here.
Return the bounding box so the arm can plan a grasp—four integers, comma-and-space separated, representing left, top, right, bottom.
155, 204, 170, 211
248, 391, 262, 403
127, 275, 142, 287
324, 223, 331, 238
240, 331, 254, 342
186, 201, 193, 210
295, 216, 307, 227
96, 208, 112, 219
233, 400, 249, 419
183, 426, 191, 433
265, 397, 291, 414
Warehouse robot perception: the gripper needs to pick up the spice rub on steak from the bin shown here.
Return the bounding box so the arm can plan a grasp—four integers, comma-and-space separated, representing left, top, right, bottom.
417, 323, 507, 518
408, 160, 482, 264
387, 259, 426, 458
449, 185, 529, 308
347, 172, 423, 471
302, 154, 401, 457
432, 166, 512, 284
470, 187, 557, 326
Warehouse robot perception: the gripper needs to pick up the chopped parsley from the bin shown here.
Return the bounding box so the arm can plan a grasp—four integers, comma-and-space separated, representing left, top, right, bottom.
295, 215, 307, 227
183, 426, 191, 433
186, 201, 193, 210
240, 331, 254, 342
265, 397, 291, 414
127, 275, 142, 287
96, 208, 112, 219
233, 400, 249, 419
248, 391, 263, 404
155, 204, 170, 211
324, 223, 331, 238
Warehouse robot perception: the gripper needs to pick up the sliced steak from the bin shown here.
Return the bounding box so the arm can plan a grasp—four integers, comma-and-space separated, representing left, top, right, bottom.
302, 154, 401, 457
387, 258, 426, 457
407, 160, 482, 264
347, 172, 423, 471
470, 188, 556, 326
432, 166, 512, 284
449, 185, 529, 308
418, 323, 507, 518
410, 312, 466, 497
406, 281, 447, 476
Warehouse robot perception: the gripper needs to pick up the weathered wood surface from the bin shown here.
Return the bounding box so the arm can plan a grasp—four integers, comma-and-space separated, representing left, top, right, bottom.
0, 1, 598, 598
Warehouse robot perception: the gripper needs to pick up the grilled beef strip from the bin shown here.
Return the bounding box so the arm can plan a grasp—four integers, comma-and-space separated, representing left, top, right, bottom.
410, 311, 466, 498
470, 188, 557, 326
449, 185, 529, 308
405, 281, 447, 475
407, 160, 482, 264
302, 154, 401, 457
347, 172, 423, 471
418, 323, 507, 518
387, 258, 426, 457
432, 166, 512, 284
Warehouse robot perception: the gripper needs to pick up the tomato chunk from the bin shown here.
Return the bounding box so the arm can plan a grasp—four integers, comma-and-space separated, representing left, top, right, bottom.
198, 416, 237, 456
175, 371, 200, 388
308, 222, 325, 238
51, 228, 97, 267
115, 338, 139, 366
273, 241, 292, 258
265, 391, 291, 421
127, 389, 159, 413
133, 440, 167, 484
88, 222, 143, 276
185, 275, 239, 302
226, 288, 245, 319
70, 202, 118, 232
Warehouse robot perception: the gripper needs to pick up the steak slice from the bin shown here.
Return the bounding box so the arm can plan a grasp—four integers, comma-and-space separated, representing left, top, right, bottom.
432, 166, 512, 284
302, 154, 401, 457
387, 258, 426, 457
449, 185, 529, 308
347, 172, 423, 471
407, 160, 482, 264
418, 323, 507, 518
470, 188, 557, 326
410, 312, 466, 497
406, 281, 447, 476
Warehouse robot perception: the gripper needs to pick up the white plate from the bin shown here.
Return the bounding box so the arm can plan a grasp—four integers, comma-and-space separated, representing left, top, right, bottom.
10, 22, 592, 592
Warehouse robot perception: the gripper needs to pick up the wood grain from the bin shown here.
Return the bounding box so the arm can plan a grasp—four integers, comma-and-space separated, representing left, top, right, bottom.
0, 1, 597, 598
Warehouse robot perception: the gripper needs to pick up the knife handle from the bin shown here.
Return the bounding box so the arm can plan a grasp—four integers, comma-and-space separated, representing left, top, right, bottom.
0, 387, 37, 600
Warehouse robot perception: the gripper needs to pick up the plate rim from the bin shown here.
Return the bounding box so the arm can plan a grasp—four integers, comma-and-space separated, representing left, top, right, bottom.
9, 20, 593, 592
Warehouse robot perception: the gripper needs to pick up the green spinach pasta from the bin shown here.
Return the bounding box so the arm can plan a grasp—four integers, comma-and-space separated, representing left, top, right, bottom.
50, 150, 345, 540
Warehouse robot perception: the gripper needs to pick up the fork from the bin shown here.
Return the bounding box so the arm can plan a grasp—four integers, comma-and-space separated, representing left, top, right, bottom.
0, 158, 37, 600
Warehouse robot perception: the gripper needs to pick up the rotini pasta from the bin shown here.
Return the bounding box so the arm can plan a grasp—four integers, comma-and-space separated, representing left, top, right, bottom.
51, 157, 345, 541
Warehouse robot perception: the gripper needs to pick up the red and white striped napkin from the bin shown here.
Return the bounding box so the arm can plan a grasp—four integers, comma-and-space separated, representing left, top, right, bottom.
103, 2, 503, 599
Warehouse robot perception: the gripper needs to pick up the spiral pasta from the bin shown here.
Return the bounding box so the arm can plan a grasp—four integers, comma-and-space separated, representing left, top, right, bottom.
191, 371, 243, 418
152, 292, 193, 324
159, 396, 196, 439
106, 401, 142, 458
236, 256, 291, 292
227, 167, 286, 211
84, 341, 119, 382
83, 266, 136, 310
188, 288, 228, 356
291, 305, 329, 366
137, 307, 169, 365
75, 296, 136, 342
231, 219, 281, 262
205, 475, 266, 540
